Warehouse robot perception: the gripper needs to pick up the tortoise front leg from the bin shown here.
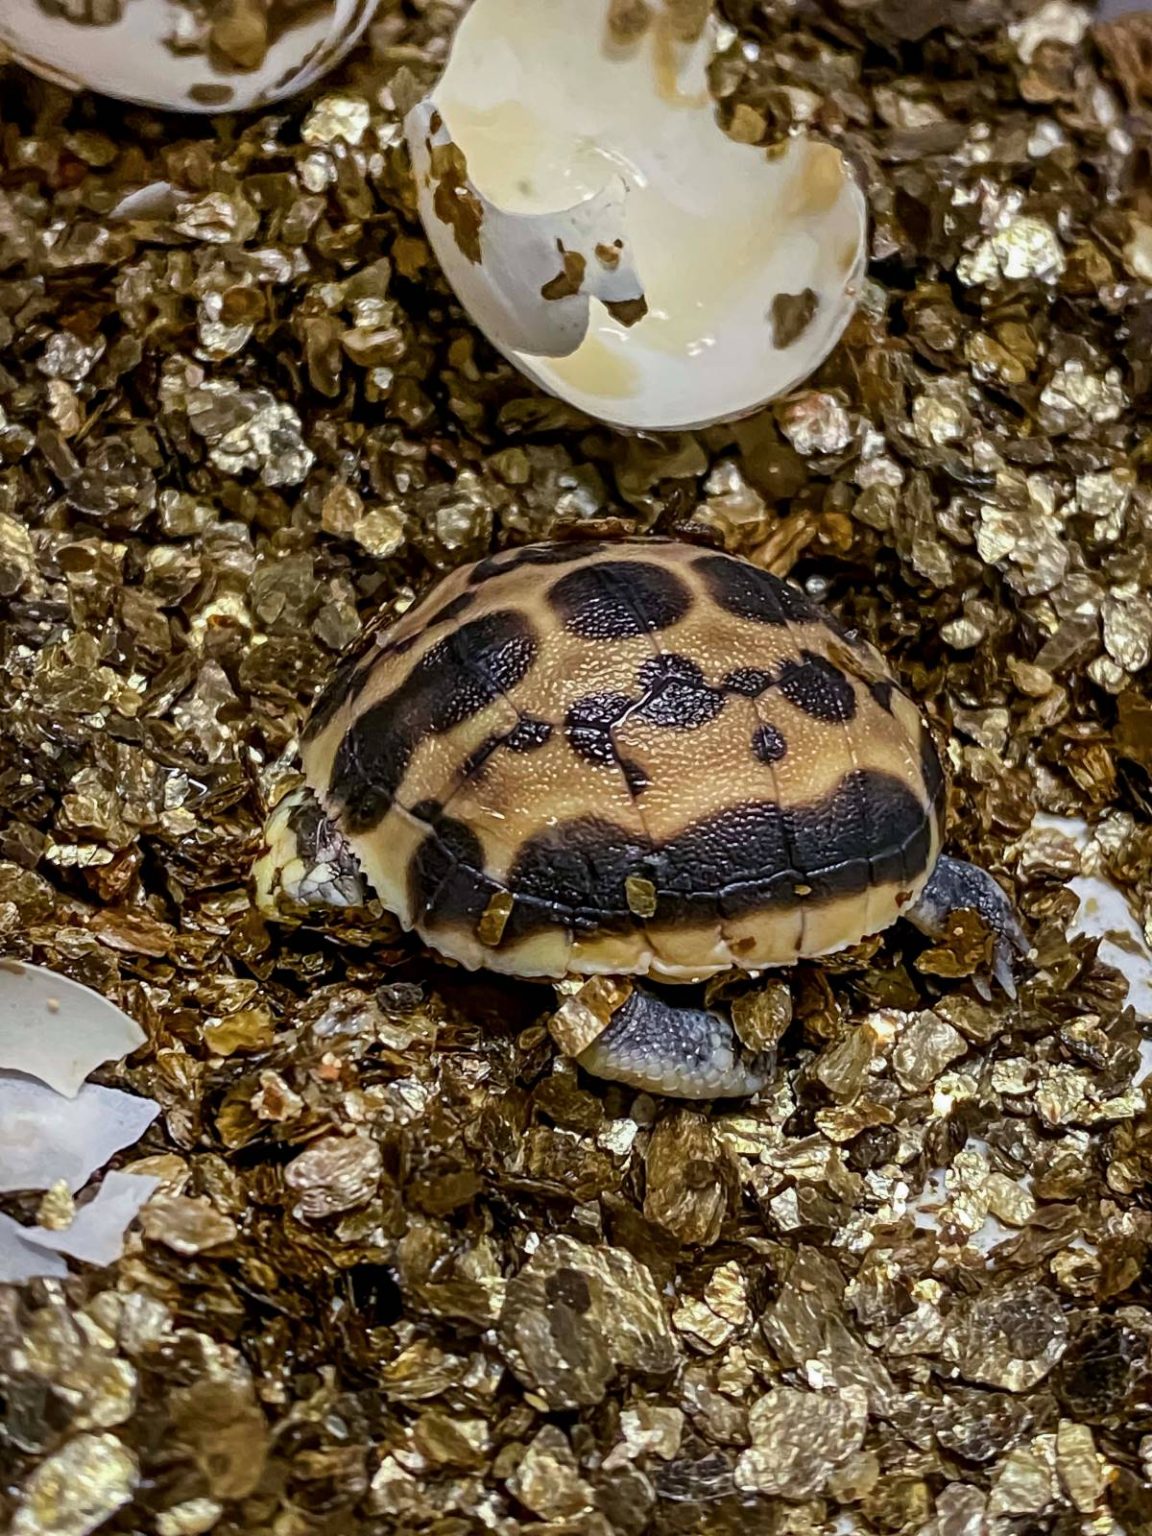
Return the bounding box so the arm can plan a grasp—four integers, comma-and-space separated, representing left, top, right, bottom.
575, 984, 774, 1099
906, 854, 1030, 1000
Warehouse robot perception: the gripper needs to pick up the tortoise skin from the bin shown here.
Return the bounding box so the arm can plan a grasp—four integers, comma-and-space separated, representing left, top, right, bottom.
300, 539, 946, 982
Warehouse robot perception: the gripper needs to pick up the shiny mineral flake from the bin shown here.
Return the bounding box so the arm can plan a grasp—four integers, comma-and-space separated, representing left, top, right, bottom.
1056, 1421, 1107, 1513
10, 1432, 138, 1536
6, 1296, 139, 1431
155, 1499, 224, 1536
957, 216, 1065, 285
943, 1286, 1069, 1391
137, 1193, 236, 1255
498, 1235, 677, 1409
988, 1441, 1058, 1518
1038, 359, 1129, 432
734, 1384, 868, 1497
891, 1011, 968, 1092
168, 1363, 269, 1502
778, 391, 854, 456
1102, 588, 1152, 673
283, 1131, 382, 1219
643, 1110, 730, 1245
185, 379, 314, 486
506, 1425, 594, 1521
672, 1260, 749, 1351
763, 1246, 893, 1408
302, 93, 372, 147
603, 1402, 684, 1468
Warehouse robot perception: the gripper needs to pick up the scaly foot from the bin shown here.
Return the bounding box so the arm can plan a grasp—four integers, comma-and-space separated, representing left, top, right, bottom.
576, 984, 774, 1099
906, 854, 1030, 1000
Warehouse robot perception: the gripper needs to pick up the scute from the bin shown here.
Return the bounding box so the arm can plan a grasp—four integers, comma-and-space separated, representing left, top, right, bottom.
301, 539, 945, 982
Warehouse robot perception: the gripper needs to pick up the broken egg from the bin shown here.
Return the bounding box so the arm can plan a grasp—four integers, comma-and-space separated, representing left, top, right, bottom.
0, 957, 146, 1097
0, 961, 161, 1282
0, 0, 376, 114
404, 0, 867, 432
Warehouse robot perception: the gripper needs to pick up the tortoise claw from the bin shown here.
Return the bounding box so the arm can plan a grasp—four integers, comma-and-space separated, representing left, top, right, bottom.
908, 854, 1030, 1001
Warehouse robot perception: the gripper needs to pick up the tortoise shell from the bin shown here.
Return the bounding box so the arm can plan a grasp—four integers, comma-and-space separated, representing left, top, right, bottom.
300, 538, 946, 982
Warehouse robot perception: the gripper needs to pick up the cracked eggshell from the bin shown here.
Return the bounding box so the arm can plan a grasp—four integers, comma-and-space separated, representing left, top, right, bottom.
0, 1173, 161, 1283
0, 0, 377, 114
0, 1212, 69, 1284
405, 0, 867, 433
0, 958, 146, 1098
0, 1072, 160, 1195
17, 1171, 162, 1267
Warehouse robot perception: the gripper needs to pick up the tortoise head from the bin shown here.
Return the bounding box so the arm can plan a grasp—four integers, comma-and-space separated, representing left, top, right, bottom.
252, 784, 370, 919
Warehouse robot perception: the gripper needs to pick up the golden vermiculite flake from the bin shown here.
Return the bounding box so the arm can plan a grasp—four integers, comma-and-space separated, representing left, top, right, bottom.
624, 874, 658, 918
476, 889, 514, 947
2, 0, 1152, 1531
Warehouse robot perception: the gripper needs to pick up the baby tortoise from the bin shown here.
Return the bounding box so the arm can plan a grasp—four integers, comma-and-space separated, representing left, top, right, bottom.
254, 538, 1027, 1098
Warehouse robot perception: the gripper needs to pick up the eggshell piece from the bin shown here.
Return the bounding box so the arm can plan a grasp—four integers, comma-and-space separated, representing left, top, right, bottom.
0, 0, 376, 114
408, 99, 646, 358
0, 1072, 159, 1195
0, 1212, 69, 1284
0, 959, 146, 1098
404, 0, 867, 432
17, 1171, 162, 1268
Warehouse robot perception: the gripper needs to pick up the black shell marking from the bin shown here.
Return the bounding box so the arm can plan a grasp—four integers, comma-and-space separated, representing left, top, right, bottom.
329, 609, 537, 834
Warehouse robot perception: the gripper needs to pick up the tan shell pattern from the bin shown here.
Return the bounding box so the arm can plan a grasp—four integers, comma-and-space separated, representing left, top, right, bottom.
301, 539, 946, 982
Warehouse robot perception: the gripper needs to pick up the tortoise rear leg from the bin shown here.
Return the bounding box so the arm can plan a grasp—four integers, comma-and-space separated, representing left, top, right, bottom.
575, 984, 774, 1100
906, 854, 1030, 1000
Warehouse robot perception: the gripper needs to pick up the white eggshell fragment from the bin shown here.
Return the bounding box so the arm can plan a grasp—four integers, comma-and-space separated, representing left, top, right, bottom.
16, 1171, 162, 1268
0, 1212, 69, 1284
0, 1072, 159, 1195
108, 181, 179, 222
1029, 814, 1152, 1016
404, 0, 867, 432
0, 0, 377, 114
0, 959, 146, 1098
407, 109, 645, 358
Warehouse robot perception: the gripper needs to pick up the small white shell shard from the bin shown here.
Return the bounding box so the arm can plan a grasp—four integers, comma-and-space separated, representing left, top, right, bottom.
0, 0, 376, 114
108, 181, 179, 223
408, 101, 645, 358
16, 1171, 161, 1268
0, 1212, 70, 1284
1029, 813, 1152, 1016
0, 1072, 159, 1195
1067, 874, 1152, 1017
404, 0, 867, 432
0, 959, 146, 1099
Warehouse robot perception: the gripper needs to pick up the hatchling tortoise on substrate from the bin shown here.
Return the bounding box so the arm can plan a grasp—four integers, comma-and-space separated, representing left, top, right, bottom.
253, 537, 1028, 1099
